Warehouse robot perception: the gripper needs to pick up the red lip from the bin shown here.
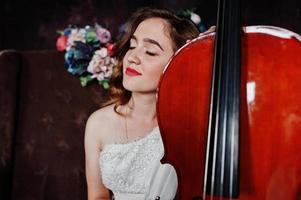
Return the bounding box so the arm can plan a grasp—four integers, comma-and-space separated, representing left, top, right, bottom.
125, 67, 142, 76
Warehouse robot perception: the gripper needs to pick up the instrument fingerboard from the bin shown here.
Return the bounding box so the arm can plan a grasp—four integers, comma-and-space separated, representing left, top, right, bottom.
203, 0, 241, 197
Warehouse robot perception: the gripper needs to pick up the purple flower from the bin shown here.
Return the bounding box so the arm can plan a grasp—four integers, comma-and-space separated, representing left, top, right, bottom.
95, 24, 111, 43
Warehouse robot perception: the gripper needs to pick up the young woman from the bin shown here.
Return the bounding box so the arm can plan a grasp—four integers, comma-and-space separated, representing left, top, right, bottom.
85, 7, 199, 200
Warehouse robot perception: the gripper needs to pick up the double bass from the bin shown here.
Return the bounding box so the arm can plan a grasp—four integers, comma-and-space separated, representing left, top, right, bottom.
157, 0, 301, 199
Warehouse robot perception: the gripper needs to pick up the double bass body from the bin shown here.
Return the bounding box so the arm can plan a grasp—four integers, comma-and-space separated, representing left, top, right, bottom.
157, 26, 301, 199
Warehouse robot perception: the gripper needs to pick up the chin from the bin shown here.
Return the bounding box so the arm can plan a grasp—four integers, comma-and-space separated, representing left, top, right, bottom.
122, 79, 136, 91
123, 78, 158, 93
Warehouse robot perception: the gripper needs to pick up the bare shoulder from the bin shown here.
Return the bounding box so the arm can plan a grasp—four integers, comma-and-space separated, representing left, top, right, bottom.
85, 104, 120, 148
87, 104, 116, 125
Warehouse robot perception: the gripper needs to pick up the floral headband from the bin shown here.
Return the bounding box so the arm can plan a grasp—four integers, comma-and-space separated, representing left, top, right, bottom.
56, 23, 116, 89
56, 9, 205, 89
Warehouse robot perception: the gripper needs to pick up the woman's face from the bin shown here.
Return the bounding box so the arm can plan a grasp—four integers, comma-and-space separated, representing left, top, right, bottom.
122, 17, 174, 93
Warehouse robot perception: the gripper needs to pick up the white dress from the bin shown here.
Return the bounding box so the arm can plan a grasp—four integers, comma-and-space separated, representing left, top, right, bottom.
99, 127, 178, 200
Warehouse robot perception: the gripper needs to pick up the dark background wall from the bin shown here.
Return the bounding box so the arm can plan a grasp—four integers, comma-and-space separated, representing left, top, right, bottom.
1, 0, 300, 51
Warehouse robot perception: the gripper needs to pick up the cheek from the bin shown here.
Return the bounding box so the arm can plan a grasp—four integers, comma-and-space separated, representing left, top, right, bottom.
144, 61, 168, 81
122, 54, 128, 68
122, 54, 129, 73
149, 55, 169, 79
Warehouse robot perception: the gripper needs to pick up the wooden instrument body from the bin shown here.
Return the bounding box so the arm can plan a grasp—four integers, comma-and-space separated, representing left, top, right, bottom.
157, 26, 301, 199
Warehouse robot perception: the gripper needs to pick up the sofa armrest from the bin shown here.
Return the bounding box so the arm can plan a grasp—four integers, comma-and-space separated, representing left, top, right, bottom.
1, 50, 108, 199
0, 50, 22, 200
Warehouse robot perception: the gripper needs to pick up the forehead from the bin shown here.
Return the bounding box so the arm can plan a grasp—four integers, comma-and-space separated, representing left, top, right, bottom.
133, 18, 173, 49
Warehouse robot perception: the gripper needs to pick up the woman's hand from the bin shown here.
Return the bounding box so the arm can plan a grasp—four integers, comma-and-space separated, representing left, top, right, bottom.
186, 26, 216, 44
199, 25, 216, 37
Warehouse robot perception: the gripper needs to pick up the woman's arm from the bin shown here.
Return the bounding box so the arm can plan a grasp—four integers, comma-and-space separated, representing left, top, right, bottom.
85, 113, 111, 200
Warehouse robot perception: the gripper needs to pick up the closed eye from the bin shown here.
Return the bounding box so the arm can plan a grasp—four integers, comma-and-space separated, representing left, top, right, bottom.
146, 51, 157, 56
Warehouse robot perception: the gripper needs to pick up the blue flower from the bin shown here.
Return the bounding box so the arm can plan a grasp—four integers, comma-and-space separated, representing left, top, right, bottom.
63, 27, 72, 36
64, 41, 94, 75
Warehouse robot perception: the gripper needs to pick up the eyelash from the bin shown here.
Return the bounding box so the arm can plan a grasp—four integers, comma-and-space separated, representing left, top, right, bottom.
146, 51, 156, 56
128, 46, 157, 56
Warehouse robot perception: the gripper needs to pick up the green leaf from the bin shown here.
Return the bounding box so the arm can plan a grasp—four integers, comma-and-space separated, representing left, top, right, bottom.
100, 79, 110, 89
86, 31, 98, 42
80, 75, 94, 87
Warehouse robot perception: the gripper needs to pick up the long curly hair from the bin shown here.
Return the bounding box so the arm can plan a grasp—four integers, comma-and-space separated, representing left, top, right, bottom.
105, 7, 199, 113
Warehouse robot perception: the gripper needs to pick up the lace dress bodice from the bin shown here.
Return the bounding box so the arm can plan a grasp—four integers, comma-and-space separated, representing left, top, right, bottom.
99, 127, 167, 199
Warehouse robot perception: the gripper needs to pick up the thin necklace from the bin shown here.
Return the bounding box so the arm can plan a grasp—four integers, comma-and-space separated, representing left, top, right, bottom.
124, 105, 129, 142
124, 101, 157, 142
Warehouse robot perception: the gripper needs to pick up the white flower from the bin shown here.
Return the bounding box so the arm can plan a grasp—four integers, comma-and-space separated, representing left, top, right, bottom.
190, 12, 201, 25
66, 28, 86, 50
92, 72, 105, 81
95, 48, 108, 58
87, 48, 116, 81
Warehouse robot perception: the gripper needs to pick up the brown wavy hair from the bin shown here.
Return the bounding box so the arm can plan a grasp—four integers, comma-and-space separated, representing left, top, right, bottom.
105, 7, 199, 113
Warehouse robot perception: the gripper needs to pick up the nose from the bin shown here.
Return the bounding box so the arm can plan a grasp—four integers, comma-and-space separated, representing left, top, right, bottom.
127, 48, 141, 65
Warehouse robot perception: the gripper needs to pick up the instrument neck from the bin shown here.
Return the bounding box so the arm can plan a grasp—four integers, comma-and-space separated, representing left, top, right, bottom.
203, 0, 241, 198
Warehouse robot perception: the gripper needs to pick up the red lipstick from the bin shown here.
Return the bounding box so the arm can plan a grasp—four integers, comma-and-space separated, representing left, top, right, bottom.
125, 67, 142, 76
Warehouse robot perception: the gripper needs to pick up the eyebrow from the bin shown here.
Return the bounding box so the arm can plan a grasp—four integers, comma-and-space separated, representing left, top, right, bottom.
131, 35, 164, 51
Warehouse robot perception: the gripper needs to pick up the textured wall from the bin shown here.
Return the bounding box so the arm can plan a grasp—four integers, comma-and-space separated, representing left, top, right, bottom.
1, 0, 300, 50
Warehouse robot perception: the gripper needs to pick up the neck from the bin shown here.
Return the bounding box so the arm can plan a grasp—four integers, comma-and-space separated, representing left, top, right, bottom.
127, 92, 157, 122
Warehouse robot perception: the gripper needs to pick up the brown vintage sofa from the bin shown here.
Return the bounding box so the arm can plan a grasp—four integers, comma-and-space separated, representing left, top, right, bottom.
0, 50, 108, 200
